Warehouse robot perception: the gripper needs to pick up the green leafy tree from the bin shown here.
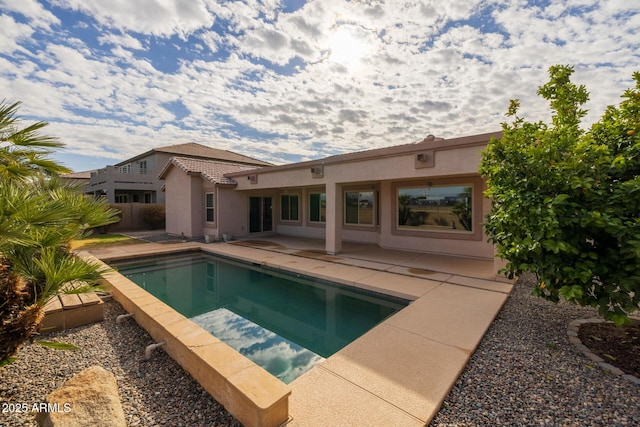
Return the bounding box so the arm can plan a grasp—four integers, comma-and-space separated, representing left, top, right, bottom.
0, 100, 119, 364
480, 65, 640, 326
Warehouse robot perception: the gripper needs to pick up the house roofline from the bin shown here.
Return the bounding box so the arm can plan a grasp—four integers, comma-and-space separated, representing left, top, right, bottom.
226, 131, 501, 178
115, 143, 273, 167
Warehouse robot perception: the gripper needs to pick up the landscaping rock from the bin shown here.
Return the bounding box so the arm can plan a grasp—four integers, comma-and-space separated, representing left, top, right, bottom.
35, 365, 126, 427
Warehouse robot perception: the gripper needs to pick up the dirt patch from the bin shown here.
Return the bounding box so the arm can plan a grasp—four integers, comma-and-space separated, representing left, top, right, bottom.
578, 320, 640, 378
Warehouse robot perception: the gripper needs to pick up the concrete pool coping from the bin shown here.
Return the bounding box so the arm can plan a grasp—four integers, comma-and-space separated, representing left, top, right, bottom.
87, 239, 513, 426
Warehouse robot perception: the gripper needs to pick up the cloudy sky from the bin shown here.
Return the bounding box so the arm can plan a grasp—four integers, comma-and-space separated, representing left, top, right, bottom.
1, 0, 638, 172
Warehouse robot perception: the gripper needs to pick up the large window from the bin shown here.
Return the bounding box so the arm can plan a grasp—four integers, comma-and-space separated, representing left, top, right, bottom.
397, 184, 472, 232
345, 191, 374, 225
205, 193, 215, 222
309, 193, 326, 223
281, 194, 299, 221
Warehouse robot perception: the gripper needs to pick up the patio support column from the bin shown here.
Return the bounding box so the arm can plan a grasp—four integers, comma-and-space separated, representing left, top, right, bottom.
326, 182, 343, 255
106, 188, 115, 203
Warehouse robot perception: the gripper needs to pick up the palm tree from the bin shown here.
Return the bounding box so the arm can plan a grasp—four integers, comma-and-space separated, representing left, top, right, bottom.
0, 100, 70, 179
0, 100, 119, 364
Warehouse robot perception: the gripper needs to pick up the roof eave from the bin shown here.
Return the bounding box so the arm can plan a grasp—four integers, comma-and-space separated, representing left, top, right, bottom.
226, 131, 502, 178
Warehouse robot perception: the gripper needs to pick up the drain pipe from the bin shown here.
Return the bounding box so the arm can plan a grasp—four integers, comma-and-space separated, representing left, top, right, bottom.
145, 341, 166, 360
116, 313, 133, 324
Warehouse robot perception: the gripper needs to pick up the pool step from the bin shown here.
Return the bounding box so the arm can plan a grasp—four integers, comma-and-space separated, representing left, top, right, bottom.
41, 292, 104, 333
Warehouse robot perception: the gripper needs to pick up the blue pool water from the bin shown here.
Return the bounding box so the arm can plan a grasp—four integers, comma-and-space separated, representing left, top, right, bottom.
111, 252, 408, 383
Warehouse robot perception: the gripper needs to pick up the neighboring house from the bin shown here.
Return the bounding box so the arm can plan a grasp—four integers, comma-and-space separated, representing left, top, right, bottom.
86, 142, 271, 204
161, 131, 503, 272
60, 170, 93, 190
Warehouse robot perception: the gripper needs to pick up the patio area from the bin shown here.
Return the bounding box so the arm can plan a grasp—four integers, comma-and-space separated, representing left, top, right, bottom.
88, 234, 513, 426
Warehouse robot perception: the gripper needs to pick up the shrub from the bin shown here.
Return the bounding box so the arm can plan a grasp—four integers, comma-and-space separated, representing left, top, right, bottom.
141, 204, 165, 230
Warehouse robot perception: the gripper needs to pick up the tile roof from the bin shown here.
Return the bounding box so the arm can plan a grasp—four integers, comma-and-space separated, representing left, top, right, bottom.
61, 170, 94, 179
160, 157, 260, 185
153, 142, 272, 166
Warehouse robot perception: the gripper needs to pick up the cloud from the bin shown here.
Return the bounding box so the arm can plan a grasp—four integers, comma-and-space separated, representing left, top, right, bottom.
1, 0, 639, 172
0, 15, 34, 55
1, 0, 61, 29
48, 0, 216, 38
98, 33, 146, 50
192, 308, 324, 383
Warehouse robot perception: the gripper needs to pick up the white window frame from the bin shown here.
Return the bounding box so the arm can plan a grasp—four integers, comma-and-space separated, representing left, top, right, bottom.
205, 192, 215, 223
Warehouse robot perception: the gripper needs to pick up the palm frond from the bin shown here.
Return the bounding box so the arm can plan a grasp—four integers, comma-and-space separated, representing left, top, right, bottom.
32, 248, 110, 305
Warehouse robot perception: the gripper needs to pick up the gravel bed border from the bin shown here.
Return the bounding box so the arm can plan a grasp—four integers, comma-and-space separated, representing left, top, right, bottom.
567, 319, 640, 386
0, 300, 241, 427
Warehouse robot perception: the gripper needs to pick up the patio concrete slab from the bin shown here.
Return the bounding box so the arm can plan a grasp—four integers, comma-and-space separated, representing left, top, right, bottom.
354, 270, 441, 300
408, 252, 496, 279
304, 263, 377, 285
342, 245, 424, 266
447, 274, 513, 293
385, 293, 501, 351
312, 323, 471, 424
426, 283, 510, 313
386, 265, 453, 282
336, 257, 393, 271
88, 242, 201, 260
288, 367, 423, 427
263, 254, 327, 273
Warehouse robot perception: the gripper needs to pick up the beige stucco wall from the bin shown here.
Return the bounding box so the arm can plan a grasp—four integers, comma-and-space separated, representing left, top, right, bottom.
233, 136, 490, 192
188, 176, 204, 237
164, 167, 192, 236
216, 188, 250, 240
164, 132, 500, 261
227, 133, 496, 259
164, 167, 207, 238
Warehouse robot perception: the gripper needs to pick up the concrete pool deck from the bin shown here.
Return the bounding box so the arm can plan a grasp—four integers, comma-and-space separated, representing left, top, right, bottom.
88, 237, 513, 426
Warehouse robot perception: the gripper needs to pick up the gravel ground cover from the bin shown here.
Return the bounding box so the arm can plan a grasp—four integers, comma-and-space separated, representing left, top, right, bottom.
2, 274, 638, 426
0, 301, 241, 427
432, 274, 640, 426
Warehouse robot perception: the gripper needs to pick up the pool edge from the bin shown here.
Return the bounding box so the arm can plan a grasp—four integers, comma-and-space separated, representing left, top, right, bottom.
83, 252, 291, 427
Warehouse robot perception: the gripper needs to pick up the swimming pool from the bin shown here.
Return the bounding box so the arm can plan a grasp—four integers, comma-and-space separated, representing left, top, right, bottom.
111, 252, 408, 383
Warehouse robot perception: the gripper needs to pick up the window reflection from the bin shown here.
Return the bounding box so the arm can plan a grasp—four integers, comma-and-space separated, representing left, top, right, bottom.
309, 193, 326, 223
345, 191, 374, 225
397, 185, 472, 232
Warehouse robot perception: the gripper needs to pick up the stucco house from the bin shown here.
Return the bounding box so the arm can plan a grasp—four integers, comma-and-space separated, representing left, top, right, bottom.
61, 170, 93, 190
159, 157, 266, 239
160, 131, 502, 272
86, 142, 271, 204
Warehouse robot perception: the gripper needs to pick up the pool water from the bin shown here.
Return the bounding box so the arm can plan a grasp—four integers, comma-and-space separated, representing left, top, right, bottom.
111, 252, 408, 383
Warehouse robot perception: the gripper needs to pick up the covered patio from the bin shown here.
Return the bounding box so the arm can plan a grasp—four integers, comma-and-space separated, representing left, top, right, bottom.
227, 235, 500, 282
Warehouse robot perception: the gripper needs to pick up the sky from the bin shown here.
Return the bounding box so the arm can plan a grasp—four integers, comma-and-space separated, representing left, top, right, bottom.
1, 0, 639, 172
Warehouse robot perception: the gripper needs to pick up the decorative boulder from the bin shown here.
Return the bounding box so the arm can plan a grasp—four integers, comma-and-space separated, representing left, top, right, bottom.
36, 365, 126, 427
